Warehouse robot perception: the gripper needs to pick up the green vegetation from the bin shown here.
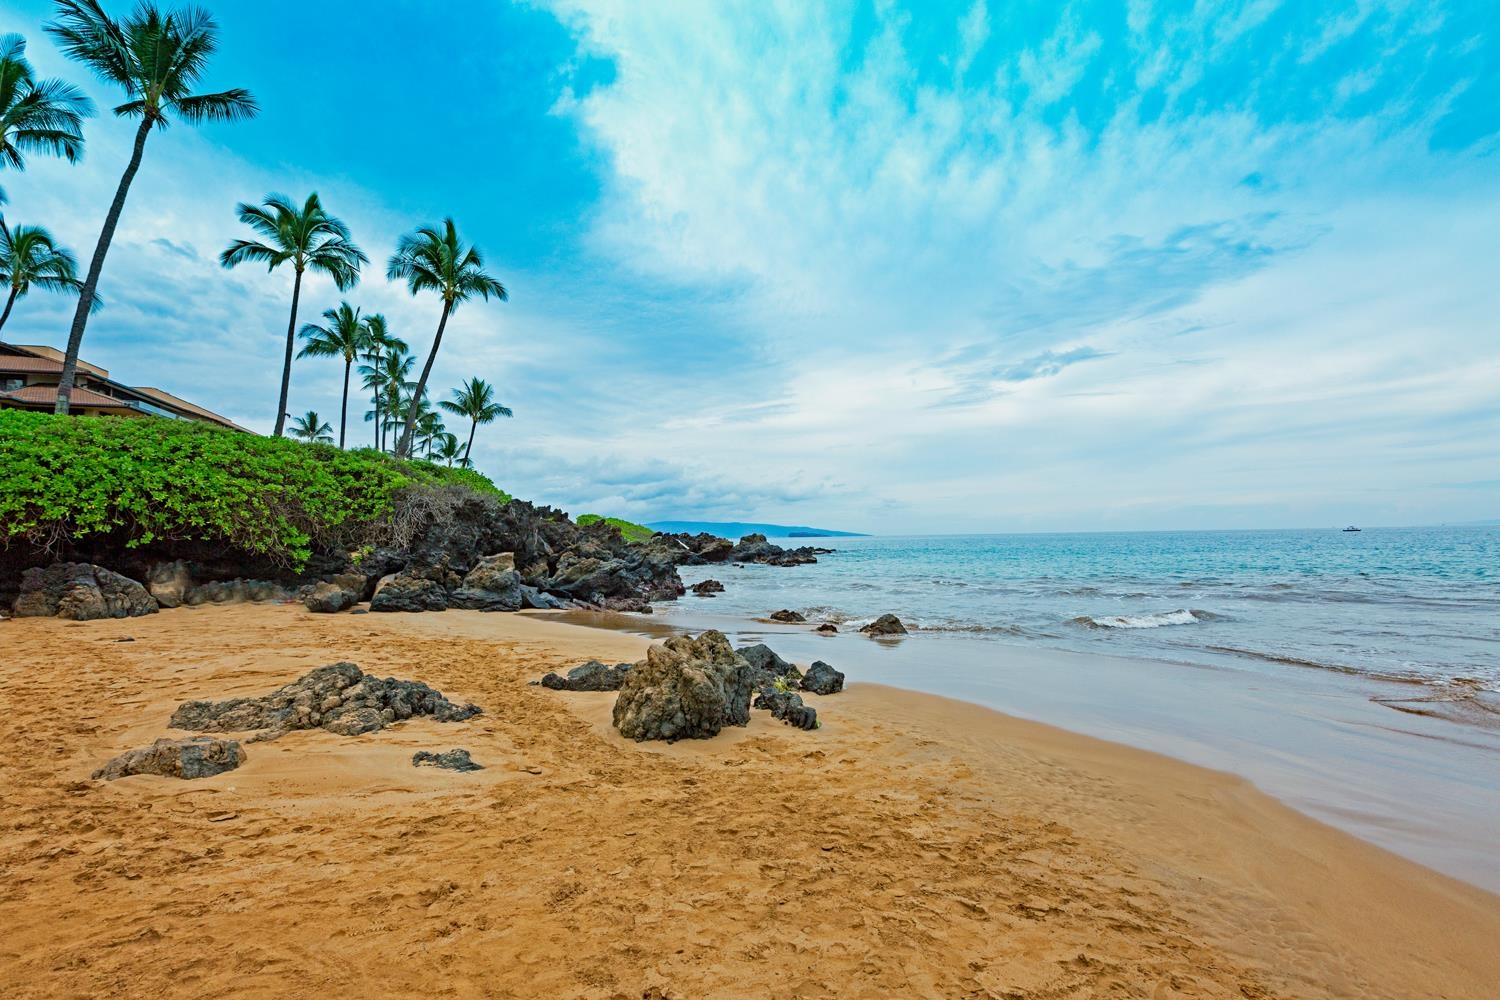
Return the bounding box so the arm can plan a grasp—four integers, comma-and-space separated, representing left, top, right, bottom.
0, 411, 508, 570
577, 514, 654, 543
0, 221, 87, 332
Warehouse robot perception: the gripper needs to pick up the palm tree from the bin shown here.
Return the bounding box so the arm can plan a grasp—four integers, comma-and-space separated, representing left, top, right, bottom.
357, 313, 405, 449
432, 432, 464, 467
361, 347, 412, 452
385, 219, 507, 458
287, 410, 332, 444
416, 407, 445, 459
296, 301, 367, 449
0, 222, 89, 334
220, 193, 365, 436
438, 376, 512, 468
44, 1, 257, 414
1, 32, 93, 205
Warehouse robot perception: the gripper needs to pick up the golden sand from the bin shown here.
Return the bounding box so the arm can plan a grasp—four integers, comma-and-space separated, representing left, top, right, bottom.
1, 604, 1497, 998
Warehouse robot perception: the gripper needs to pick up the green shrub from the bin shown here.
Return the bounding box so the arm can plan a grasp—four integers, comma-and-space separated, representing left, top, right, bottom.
576, 513, 654, 543
0, 411, 510, 570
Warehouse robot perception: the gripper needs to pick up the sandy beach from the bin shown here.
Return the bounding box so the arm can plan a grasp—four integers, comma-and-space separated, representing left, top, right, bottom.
3, 604, 1499, 999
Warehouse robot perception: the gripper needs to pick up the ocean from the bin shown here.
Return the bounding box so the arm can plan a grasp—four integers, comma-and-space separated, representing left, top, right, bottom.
664, 525, 1500, 692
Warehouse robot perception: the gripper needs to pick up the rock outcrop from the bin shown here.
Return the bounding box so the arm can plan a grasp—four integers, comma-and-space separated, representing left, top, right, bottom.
93, 736, 244, 780
448, 553, 524, 611
736, 643, 803, 687
169, 662, 481, 741
691, 579, 725, 596
303, 581, 358, 614
412, 749, 483, 772
768, 609, 806, 623
753, 689, 819, 730
12, 563, 159, 620
653, 532, 735, 564
540, 660, 634, 692
183, 579, 291, 605
370, 571, 450, 613
728, 533, 824, 566
801, 660, 845, 695
860, 614, 909, 636
612, 631, 754, 742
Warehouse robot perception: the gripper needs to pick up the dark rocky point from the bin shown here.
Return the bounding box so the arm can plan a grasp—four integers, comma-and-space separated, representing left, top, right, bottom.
801, 660, 845, 696
93, 736, 244, 780
613, 631, 754, 742
860, 613, 909, 636
12, 562, 159, 621
540, 659, 634, 692
412, 749, 483, 772
169, 662, 481, 741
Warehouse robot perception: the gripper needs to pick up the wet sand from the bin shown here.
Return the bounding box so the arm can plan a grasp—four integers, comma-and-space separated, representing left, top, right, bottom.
2, 603, 1499, 998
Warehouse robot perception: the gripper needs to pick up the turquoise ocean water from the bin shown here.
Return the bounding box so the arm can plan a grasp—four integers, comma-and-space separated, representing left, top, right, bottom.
669, 525, 1500, 691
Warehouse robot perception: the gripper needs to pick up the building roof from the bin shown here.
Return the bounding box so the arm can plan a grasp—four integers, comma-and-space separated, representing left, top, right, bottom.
1, 344, 108, 379
0, 355, 65, 374
0, 384, 132, 409
130, 386, 247, 431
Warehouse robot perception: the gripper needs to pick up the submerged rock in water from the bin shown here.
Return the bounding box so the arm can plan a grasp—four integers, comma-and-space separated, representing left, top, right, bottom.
303, 581, 358, 614
801, 660, 845, 696
169, 662, 481, 741
691, 579, 725, 596
753, 689, 819, 730
412, 749, 483, 772
540, 659, 634, 692
768, 609, 806, 623
859, 613, 908, 636
814, 623, 838, 634
613, 631, 754, 742
93, 736, 244, 780
13, 562, 159, 621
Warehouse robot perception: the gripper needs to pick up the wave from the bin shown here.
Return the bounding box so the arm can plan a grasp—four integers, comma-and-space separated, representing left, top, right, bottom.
1073, 609, 1209, 630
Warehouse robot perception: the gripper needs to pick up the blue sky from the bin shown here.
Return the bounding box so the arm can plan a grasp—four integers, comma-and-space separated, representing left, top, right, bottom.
1, 0, 1496, 533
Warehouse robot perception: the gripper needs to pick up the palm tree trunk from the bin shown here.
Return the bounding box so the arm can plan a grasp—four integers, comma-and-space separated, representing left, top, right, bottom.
397, 299, 451, 458
273, 268, 304, 437
339, 358, 351, 449
54, 116, 153, 414
464, 419, 478, 466
0, 284, 18, 335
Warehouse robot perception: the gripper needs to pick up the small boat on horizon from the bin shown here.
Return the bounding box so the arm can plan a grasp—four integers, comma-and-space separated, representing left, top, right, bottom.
1342, 526, 1362, 532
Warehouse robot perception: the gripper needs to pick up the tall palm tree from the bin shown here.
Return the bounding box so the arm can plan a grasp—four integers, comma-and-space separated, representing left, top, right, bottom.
288, 410, 332, 444
0, 221, 89, 334
0, 32, 93, 206
438, 376, 512, 468
44, 1, 256, 414
357, 313, 405, 449
361, 347, 412, 453
386, 219, 507, 458
220, 193, 365, 436
296, 301, 367, 449
416, 406, 445, 459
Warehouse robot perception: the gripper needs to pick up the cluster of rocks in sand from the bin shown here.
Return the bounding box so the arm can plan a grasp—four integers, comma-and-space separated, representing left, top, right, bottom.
92, 663, 483, 781
541, 631, 847, 740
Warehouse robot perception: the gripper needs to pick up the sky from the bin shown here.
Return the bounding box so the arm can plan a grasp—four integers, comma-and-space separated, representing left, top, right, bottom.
1, 0, 1496, 534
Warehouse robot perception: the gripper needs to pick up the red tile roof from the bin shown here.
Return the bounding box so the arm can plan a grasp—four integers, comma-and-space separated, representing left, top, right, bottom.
0, 356, 65, 373
0, 385, 132, 409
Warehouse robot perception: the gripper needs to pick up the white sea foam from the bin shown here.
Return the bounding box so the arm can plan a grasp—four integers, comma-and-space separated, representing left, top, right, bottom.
1081, 609, 1202, 629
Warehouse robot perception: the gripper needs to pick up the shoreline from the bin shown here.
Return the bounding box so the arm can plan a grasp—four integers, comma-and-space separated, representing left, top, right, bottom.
4, 604, 1500, 998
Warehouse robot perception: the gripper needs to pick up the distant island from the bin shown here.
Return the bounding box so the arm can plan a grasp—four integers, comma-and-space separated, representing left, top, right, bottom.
646, 520, 868, 539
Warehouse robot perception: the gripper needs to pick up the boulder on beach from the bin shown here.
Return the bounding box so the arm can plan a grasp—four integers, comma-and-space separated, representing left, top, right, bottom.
540, 660, 634, 692
612, 631, 754, 742
13, 563, 159, 621
146, 560, 193, 609
860, 614, 909, 636
412, 749, 483, 772
768, 609, 806, 623
448, 553, 524, 611
736, 643, 802, 685
801, 660, 845, 696
691, 579, 725, 596
518, 585, 570, 610
814, 623, 838, 634
369, 571, 450, 613
303, 581, 358, 614
93, 736, 244, 781
183, 579, 291, 606
169, 662, 481, 741
753, 689, 819, 730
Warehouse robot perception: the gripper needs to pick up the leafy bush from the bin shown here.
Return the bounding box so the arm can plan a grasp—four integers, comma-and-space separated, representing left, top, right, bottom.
0, 411, 510, 570
576, 513, 654, 543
